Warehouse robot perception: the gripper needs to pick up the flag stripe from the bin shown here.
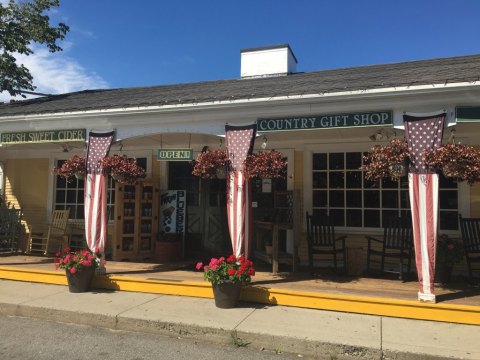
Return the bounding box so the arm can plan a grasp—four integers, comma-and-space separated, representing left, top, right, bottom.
225, 124, 256, 258
84, 131, 114, 255
404, 113, 445, 301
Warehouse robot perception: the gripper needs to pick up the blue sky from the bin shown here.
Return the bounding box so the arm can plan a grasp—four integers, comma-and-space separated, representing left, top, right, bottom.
2, 0, 480, 99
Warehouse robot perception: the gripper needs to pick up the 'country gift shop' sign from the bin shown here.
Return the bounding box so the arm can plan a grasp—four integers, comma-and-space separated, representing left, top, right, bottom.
257, 111, 392, 132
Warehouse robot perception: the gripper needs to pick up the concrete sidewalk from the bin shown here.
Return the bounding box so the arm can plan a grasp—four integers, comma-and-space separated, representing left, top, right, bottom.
0, 279, 478, 360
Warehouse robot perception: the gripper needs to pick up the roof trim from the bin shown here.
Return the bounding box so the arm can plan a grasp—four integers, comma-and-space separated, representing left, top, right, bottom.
1, 80, 478, 122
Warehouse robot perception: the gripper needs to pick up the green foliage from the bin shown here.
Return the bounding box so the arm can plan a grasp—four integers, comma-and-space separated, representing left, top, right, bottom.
0, 0, 69, 96
230, 331, 250, 347
436, 235, 464, 267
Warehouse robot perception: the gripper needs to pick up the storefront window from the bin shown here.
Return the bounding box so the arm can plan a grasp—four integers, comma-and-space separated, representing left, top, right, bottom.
312, 152, 458, 230
53, 157, 147, 221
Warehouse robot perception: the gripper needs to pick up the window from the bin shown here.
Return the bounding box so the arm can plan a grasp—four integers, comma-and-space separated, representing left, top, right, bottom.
312, 152, 458, 230
53, 157, 148, 221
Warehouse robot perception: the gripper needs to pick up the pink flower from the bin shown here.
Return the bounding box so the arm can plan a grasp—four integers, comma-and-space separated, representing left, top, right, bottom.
69, 267, 77, 275
195, 262, 203, 270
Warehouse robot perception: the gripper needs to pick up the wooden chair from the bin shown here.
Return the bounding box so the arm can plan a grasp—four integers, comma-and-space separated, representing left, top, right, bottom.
27, 209, 70, 255
366, 216, 413, 280
306, 212, 346, 274
458, 215, 480, 282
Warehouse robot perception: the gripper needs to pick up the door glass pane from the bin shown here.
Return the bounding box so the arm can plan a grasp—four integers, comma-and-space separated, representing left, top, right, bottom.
329, 191, 344, 207
313, 153, 327, 170
313, 172, 327, 188
364, 190, 380, 208
346, 171, 362, 188
329, 153, 344, 170
346, 209, 362, 227
439, 190, 457, 210
346, 190, 362, 207
346, 152, 362, 169
382, 191, 398, 208
329, 172, 344, 188
313, 190, 327, 207
364, 210, 380, 227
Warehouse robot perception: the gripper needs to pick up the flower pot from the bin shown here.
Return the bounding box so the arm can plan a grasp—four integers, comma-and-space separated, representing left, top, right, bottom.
65, 266, 95, 293
388, 162, 406, 178
436, 264, 453, 285
215, 167, 227, 179
212, 281, 241, 308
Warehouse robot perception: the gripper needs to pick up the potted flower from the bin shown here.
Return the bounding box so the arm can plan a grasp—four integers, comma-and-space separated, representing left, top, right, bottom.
101, 154, 146, 185
54, 247, 97, 292
244, 150, 287, 179
361, 138, 410, 182
196, 255, 255, 308
424, 143, 480, 185
53, 155, 86, 181
435, 235, 464, 284
192, 149, 229, 179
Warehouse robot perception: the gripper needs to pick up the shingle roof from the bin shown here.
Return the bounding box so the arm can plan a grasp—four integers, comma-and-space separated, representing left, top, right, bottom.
1, 54, 479, 117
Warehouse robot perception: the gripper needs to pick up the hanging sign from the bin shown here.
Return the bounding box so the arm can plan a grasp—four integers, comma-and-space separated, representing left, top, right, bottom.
257, 111, 392, 132
1, 129, 86, 144
157, 148, 193, 161
159, 190, 186, 238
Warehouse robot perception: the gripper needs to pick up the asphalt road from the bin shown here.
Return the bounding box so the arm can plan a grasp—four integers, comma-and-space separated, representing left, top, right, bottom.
0, 314, 312, 360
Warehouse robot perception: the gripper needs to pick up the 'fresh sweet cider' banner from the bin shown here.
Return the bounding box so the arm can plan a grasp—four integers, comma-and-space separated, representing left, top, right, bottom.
1, 129, 86, 144
257, 111, 392, 132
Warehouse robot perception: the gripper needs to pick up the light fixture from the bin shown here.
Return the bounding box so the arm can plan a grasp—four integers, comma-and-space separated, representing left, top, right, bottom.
261, 135, 268, 149
448, 128, 456, 144
61, 143, 72, 152
368, 128, 396, 142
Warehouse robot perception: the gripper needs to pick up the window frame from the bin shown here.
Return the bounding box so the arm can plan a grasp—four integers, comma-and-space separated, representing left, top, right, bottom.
303, 143, 469, 235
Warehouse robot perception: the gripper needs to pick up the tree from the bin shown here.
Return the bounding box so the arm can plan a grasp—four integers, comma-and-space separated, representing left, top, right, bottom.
0, 0, 69, 97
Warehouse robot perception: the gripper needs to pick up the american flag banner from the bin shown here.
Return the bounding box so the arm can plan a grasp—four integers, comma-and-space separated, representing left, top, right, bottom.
404, 113, 445, 302
84, 131, 115, 256
225, 124, 257, 258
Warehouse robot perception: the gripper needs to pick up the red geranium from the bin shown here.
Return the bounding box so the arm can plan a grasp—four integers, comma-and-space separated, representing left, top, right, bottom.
54, 247, 98, 274
196, 254, 255, 285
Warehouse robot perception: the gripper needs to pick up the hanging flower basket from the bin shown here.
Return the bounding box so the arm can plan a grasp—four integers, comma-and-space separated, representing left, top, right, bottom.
361, 138, 411, 182
424, 143, 480, 184
53, 155, 86, 181
192, 149, 229, 179
101, 155, 146, 185
244, 150, 287, 179
192, 149, 287, 180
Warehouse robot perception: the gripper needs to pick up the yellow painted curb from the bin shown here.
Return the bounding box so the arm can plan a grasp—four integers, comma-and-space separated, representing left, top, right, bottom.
0, 265, 479, 325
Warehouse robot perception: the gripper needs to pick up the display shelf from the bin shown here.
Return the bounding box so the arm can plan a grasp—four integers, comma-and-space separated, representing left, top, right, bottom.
113, 180, 159, 261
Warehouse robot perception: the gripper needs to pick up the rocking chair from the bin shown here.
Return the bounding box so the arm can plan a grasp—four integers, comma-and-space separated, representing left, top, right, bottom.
27, 209, 70, 255
366, 216, 413, 280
